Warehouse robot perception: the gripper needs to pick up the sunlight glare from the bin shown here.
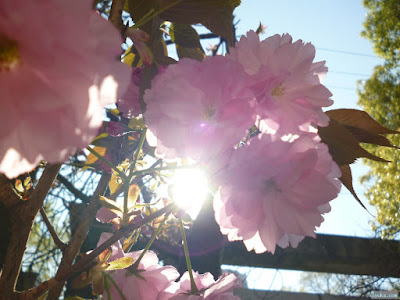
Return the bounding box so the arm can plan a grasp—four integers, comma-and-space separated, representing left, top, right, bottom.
170, 168, 209, 220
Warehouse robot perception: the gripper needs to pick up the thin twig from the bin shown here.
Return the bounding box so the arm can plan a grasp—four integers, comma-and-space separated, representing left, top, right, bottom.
39, 207, 67, 251
57, 174, 90, 204
109, 0, 126, 36
17, 203, 175, 300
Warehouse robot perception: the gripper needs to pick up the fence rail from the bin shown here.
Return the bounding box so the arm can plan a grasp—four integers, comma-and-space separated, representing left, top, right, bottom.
222, 234, 400, 278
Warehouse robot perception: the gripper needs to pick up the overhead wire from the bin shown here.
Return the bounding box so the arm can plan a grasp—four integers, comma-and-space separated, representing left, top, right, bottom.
316, 47, 377, 58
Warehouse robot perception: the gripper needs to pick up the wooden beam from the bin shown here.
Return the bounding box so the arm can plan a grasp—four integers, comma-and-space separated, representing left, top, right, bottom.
234, 289, 365, 300
221, 234, 400, 278
234, 288, 364, 299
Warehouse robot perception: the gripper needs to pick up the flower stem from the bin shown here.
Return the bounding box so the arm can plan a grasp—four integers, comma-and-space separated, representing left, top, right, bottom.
123, 181, 130, 222
132, 164, 197, 176
129, 128, 147, 177
105, 272, 127, 300
86, 146, 126, 179
179, 219, 199, 294
130, 212, 170, 270
124, 128, 147, 217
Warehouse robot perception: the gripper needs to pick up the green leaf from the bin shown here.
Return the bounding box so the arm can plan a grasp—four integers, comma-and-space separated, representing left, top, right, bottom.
92, 271, 105, 295
99, 196, 123, 215
107, 257, 135, 271
14, 179, 23, 193
83, 146, 106, 171
98, 248, 113, 263
91, 132, 109, 145
65, 297, 86, 300
71, 271, 93, 290
128, 184, 141, 208
255, 22, 266, 35
201, 4, 236, 46
109, 172, 123, 195
122, 45, 142, 68
90, 136, 115, 148
158, 0, 240, 45
127, 0, 155, 25
170, 23, 204, 61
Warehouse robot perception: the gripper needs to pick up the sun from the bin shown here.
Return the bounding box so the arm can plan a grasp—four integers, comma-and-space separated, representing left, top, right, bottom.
169, 168, 209, 220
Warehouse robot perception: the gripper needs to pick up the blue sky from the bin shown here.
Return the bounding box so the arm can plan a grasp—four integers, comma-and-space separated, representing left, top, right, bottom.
221, 0, 386, 292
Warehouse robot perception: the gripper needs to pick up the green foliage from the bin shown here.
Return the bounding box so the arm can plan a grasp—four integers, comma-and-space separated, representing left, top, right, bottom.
127, 0, 238, 45
359, 0, 400, 238
300, 272, 400, 296
358, 65, 400, 238
170, 23, 205, 61
361, 0, 400, 65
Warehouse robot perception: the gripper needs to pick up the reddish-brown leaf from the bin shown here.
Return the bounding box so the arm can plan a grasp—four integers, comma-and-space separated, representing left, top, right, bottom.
343, 124, 399, 148
318, 119, 389, 166
326, 109, 399, 135
339, 165, 367, 210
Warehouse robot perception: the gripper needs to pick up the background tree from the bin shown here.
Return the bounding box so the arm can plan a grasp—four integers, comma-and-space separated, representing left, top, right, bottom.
358, 0, 400, 239
361, 0, 400, 66
300, 272, 400, 297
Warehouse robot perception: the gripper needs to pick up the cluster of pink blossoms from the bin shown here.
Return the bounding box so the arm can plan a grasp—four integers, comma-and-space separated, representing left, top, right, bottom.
96, 232, 241, 299
144, 31, 342, 253
0, 0, 130, 178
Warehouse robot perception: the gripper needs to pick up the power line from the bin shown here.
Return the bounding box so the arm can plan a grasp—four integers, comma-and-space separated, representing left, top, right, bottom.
329, 70, 370, 77
167, 32, 378, 59
316, 47, 377, 58
326, 85, 357, 91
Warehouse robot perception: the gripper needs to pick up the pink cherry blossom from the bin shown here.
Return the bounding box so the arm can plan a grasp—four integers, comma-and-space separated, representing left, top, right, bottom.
144, 56, 256, 162
213, 134, 341, 254
157, 271, 241, 300
97, 233, 180, 300
228, 30, 332, 134
118, 67, 143, 117
126, 28, 153, 66
0, 0, 130, 178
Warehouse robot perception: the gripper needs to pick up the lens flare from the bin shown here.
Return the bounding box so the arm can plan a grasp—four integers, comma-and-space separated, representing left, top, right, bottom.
170, 168, 209, 219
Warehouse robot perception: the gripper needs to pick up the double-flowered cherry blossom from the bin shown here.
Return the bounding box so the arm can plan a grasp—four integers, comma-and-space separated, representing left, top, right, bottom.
228, 30, 333, 135
144, 30, 341, 255
97, 233, 180, 300
158, 271, 241, 300
118, 67, 143, 118
144, 56, 256, 162
213, 134, 341, 254
0, 0, 130, 178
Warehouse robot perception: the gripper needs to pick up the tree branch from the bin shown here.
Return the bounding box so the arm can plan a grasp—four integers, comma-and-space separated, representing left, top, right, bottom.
46, 172, 111, 300
0, 175, 23, 209
0, 164, 61, 299
39, 207, 67, 251
16, 203, 175, 300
